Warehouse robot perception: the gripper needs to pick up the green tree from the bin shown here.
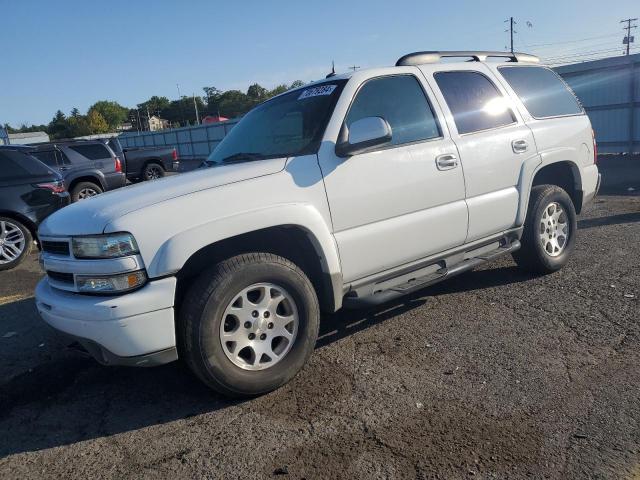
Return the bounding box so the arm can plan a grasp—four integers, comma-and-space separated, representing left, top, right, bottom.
137, 96, 171, 117
87, 110, 109, 134
48, 110, 70, 139
88, 100, 128, 130
67, 114, 91, 137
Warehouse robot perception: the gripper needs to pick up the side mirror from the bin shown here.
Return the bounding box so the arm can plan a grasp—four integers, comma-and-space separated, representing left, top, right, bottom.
335, 116, 392, 157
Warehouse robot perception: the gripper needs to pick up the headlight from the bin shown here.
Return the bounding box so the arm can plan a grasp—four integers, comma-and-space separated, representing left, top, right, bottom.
72, 233, 139, 259
76, 270, 147, 293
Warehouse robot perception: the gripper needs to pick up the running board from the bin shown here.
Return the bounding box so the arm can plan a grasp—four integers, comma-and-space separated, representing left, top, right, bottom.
343, 239, 520, 309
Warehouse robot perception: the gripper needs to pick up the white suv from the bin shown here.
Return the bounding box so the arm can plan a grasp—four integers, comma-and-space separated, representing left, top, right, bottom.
36, 51, 600, 397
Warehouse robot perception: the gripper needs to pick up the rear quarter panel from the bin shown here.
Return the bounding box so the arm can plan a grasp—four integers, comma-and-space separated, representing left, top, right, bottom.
486, 63, 595, 223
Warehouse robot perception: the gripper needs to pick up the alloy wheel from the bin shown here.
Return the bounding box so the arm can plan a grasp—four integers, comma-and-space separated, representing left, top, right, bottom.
539, 202, 569, 257
219, 283, 299, 371
0, 221, 26, 264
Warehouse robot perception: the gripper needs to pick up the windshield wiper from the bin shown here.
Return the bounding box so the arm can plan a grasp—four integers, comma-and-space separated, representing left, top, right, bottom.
220, 152, 266, 164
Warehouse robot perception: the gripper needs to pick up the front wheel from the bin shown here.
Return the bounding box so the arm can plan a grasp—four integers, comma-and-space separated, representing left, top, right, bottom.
0, 217, 32, 271
513, 185, 577, 274
179, 253, 320, 397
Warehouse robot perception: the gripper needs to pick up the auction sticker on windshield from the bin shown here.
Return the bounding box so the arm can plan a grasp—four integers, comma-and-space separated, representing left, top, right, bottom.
298, 85, 337, 100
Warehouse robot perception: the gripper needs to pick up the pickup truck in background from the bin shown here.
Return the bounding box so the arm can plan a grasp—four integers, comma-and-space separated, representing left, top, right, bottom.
104, 137, 179, 182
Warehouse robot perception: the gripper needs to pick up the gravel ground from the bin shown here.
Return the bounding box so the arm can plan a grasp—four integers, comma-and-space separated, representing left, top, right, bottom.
0, 193, 639, 479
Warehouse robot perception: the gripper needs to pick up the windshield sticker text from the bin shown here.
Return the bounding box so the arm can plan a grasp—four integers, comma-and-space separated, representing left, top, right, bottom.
298, 85, 337, 100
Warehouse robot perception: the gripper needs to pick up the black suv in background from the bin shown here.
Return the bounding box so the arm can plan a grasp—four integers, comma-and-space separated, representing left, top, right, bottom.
27, 141, 126, 202
0, 146, 70, 270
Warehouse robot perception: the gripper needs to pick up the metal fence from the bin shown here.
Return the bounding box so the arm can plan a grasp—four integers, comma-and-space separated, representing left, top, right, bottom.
117, 119, 239, 160
555, 53, 640, 154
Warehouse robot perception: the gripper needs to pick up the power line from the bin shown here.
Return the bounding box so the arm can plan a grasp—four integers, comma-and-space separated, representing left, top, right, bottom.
522, 32, 621, 49
540, 44, 623, 60
621, 18, 638, 56
543, 47, 625, 62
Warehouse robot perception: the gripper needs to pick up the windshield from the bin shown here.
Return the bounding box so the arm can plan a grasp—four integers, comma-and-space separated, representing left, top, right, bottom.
207, 80, 346, 165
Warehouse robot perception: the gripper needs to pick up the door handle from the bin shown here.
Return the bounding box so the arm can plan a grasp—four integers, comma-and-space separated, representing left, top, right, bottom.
436, 153, 458, 170
512, 139, 529, 153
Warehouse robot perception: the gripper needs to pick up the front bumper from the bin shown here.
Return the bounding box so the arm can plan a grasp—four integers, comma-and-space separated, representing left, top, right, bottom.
35, 276, 178, 366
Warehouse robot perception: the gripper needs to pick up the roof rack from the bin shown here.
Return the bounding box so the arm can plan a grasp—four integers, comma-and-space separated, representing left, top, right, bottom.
395, 51, 540, 66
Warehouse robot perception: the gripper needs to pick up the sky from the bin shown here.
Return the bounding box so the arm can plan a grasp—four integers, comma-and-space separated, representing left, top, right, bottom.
1, 0, 638, 126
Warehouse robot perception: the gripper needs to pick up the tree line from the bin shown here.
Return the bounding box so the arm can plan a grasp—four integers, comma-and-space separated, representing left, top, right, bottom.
4, 81, 304, 140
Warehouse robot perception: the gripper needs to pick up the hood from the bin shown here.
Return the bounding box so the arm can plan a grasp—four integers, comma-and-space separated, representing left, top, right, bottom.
39, 157, 287, 236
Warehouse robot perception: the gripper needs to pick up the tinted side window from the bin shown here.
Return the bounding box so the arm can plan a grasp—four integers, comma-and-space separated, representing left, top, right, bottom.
32, 150, 59, 167
346, 75, 440, 146
498, 66, 583, 118
434, 71, 515, 134
68, 144, 111, 160
0, 151, 52, 179
108, 139, 122, 154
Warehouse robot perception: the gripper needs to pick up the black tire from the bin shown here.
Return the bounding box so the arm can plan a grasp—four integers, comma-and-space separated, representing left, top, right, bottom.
179, 253, 320, 397
0, 217, 33, 271
513, 185, 577, 274
142, 162, 165, 181
71, 181, 103, 202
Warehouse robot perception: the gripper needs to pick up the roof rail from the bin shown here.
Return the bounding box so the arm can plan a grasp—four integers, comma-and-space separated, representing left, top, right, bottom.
395, 51, 540, 66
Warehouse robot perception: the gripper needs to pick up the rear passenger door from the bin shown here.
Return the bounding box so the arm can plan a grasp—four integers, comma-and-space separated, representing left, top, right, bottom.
424, 65, 538, 243
319, 73, 468, 282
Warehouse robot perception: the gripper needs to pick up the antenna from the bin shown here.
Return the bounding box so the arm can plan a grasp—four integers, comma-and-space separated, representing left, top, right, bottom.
326, 61, 336, 78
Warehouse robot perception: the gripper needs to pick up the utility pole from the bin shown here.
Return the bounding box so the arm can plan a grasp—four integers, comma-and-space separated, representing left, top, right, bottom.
505, 17, 516, 53
621, 18, 637, 56
193, 93, 200, 125
176, 83, 186, 127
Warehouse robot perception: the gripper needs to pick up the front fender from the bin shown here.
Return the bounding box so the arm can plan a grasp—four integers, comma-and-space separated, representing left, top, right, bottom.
148, 202, 341, 281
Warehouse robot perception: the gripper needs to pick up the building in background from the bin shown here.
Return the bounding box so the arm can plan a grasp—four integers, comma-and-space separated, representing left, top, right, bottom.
144, 115, 170, 132
202, 114, 229, 125
7, 131, 50, 145
555, 53, 639, 154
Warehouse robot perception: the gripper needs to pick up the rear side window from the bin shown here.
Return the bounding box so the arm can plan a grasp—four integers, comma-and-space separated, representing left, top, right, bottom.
498, 66, 583, 119
0, 150, 52, 179
108, 139, 122, 154
434, 71, 515, 134
31, 150, 58, 167
346, 75, 441, 146
68, 144, 111, 160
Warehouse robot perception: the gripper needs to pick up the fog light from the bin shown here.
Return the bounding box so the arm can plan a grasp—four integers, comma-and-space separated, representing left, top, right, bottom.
76, 270, 147, 294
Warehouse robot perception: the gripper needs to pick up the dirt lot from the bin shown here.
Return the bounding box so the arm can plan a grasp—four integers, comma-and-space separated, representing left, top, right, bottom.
1, 190, 639, 479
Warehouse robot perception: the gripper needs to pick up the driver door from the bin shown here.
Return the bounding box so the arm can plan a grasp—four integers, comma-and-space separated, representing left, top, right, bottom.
318, 73, 468, 282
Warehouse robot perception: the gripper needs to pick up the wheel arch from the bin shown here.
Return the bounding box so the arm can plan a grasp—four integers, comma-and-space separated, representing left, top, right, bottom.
67, 174, 105, 192
172, 224, 341, 315
517, 158, 583, 225
141, 158, 165, 174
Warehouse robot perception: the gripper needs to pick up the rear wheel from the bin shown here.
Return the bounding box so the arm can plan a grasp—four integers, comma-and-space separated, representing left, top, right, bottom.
0, 217, 32, 271
142, 163, 165, 181
179, 253, 320, 397
513, 185, 577, 274
71, 181, 103, 202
